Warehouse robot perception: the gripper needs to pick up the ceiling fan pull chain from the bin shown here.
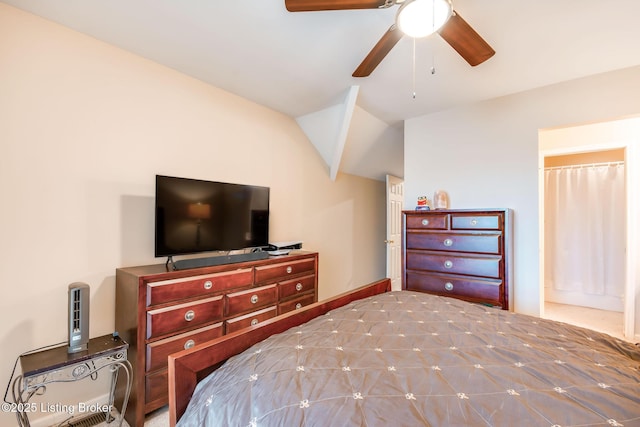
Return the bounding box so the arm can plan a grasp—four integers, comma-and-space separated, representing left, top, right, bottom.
412, 38, 417, 99
431, 51, 436, 75
430, 0, 436, 75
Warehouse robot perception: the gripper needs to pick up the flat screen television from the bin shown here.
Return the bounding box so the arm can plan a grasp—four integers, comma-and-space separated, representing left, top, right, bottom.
155, 175, 270, 258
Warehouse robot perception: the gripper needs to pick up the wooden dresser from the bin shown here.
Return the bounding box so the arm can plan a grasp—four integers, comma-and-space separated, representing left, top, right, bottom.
402, 209, 511, 310
114, 251, 318, 427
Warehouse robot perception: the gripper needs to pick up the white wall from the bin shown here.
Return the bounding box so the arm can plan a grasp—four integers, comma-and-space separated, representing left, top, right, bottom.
404, 65, 640, 317
0, 4, 386, 424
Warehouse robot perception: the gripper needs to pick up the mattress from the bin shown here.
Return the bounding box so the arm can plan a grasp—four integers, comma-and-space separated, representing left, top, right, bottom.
177, 291, 640, 426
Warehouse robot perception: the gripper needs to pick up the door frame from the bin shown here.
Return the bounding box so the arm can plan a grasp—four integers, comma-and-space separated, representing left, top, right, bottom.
539, 140, 638, 340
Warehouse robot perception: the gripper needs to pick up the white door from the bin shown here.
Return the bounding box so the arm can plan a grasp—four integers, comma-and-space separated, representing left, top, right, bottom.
386, 175, 404, 291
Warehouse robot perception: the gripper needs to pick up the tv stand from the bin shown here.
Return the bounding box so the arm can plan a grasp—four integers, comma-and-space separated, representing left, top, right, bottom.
168, 251, 269, 270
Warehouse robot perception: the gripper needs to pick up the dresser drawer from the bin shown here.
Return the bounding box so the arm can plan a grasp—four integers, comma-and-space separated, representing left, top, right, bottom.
279, 293, 316, 315
146, 268, 253, 307
406, 232, 501, 254
279, 274, 316, 300
406, 250, 501, 279
145, 369, 167, 406
225, 284, 278, 317
405, 272, 503, 306
146, 295, 223, 339
255, 258, 316, 283
145, 322, 223, 372
451, 214, 502, 230
226, 306, 277, 334
405, 214, 448, 230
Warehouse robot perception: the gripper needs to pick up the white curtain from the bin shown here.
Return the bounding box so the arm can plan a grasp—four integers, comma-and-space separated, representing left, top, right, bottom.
544, 163, 625, 297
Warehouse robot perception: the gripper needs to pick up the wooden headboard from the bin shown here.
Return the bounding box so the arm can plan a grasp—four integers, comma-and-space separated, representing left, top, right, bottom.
168, 278, 391, 426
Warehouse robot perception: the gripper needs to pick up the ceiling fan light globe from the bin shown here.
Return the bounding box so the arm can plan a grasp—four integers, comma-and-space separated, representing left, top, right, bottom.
396, 0, 453, 38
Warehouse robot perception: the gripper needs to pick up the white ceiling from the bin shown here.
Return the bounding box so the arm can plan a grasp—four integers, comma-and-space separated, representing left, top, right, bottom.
4, 0, 640, 179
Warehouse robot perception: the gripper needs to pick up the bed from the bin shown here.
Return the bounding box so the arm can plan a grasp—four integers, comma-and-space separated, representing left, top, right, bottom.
169, 278, 640, 426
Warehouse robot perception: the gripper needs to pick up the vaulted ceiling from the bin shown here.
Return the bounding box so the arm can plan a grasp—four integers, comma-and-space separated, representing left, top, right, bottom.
5, 0, 640, 180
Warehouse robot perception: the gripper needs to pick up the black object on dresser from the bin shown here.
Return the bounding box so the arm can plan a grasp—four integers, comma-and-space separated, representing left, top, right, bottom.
402, 209, 512, 310
114, 251, 318, 427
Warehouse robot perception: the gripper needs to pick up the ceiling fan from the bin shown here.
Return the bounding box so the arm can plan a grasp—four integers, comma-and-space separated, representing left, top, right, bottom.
284, 0, 495, 77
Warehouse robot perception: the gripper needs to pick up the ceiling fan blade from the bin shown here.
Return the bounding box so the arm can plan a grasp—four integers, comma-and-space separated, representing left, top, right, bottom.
285, 0, 388, 12
438, 11, 495, 66
353, 25, 403, 77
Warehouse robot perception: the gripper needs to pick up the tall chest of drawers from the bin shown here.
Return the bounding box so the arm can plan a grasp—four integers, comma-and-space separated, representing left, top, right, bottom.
114, 251, 318, 427
402, 209, 512, 310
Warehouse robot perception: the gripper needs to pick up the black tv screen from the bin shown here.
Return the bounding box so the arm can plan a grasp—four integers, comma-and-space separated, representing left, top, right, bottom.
155, 175, 269, 257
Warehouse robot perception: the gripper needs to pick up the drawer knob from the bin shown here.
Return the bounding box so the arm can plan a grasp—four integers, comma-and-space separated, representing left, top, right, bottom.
444, 282, 454, 291
443, 238, 453, 247
203, 280, 213, 290
184, 339, 195, 350
421, 219, 429, 226
295, 303, 302, 309
286, 266, 293, 274
251, 294, 259, 304
296, 283, 303, 291
184, 310, 195, 322
470, 219, 478, 226
251, 318, 259, 326
444, 260, 453, 269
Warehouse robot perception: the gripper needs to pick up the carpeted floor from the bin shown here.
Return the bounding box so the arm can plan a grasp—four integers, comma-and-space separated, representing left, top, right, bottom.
544, 301, 626, 340
141, 406, 169, 427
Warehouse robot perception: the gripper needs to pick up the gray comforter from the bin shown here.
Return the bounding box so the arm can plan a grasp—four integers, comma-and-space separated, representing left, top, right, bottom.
178, 291, 640, 426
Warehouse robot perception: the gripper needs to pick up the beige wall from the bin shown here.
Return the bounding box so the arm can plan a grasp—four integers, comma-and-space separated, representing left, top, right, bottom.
404, 66, 640, 321
0, 4, 386, 423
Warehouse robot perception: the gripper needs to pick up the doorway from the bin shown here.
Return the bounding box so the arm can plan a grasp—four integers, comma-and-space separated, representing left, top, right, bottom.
386, 175, 404, 291
543, 150, 625, 313
538, 117, 640, 341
